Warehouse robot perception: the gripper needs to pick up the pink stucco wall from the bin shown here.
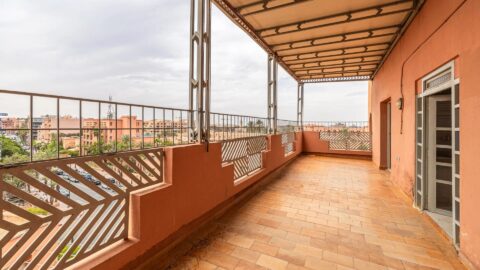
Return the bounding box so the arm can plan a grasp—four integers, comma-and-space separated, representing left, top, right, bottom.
370, 0, 480, 267
69, 133, 303, 270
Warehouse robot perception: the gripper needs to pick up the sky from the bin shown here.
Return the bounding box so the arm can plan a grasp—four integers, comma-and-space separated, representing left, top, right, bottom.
0, 0, 368, 121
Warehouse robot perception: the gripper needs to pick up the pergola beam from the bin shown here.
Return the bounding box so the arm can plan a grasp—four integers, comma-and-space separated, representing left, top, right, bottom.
299, 69, 375, 77
281, 42, 391, 61
272, 25, 400, 53
301, 76, 371, 83
284, 50, 387, 65
291, 60, 380, 72
257, 0, 414, 38
236, 0, 310, 17
288, 54, 384, 68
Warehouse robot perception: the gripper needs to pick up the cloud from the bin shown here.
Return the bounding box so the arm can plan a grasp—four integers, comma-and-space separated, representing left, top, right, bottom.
0, 0, 367, 121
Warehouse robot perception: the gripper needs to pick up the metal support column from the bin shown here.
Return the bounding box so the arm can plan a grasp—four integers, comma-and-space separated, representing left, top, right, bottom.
297, 83, 304, 130
189, 0, 211, 145
267, 54, 278, 134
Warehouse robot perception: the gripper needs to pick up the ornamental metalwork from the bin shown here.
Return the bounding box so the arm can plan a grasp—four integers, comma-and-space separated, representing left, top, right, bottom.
0, 148, 163, 269
221, 136, 267, 180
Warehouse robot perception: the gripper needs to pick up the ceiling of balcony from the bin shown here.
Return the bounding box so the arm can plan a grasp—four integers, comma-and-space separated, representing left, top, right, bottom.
213, 0, 422, 83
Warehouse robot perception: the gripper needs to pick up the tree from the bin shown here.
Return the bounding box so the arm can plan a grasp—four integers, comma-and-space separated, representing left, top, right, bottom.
0, 135, 28, 158
33, 133, 59, 160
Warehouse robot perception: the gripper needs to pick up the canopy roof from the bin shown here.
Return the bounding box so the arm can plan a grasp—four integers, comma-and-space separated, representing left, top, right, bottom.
213, 0, 422, 83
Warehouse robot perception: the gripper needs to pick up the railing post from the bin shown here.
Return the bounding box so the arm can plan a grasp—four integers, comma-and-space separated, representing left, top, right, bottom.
297, 83, 304, 131
267, 54, 278, 134
189, 0, 211, 145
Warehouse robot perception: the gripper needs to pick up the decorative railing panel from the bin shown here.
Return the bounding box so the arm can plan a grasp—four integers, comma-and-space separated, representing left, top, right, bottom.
221, 136, 267, 180
281, 132, 295, 156
0, 148, 163, 270
319, 130, 371, 151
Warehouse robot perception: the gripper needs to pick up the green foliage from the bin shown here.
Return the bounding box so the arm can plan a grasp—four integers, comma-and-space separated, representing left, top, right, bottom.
4, 174, 26, 189
27, 206, 49, 216
57, 245, 81, 260
154, 139, 174, 147
1, 152, 30, 165
60, 149, 80, 157
0, 135, 27, 158
33, 133, 59, 160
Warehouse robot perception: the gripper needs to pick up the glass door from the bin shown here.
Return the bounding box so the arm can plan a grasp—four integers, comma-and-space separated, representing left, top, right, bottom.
427, 95, 452, 215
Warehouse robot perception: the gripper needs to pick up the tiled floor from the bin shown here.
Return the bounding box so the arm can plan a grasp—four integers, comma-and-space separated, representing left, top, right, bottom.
169, 156, 465, 270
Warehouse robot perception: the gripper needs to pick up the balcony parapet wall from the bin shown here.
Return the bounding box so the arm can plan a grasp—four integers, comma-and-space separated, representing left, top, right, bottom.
302, 131, 372, 158
71, 132, 302, 270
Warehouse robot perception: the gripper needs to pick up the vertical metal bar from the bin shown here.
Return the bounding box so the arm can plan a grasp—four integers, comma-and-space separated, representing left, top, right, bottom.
142, 107, 145, 149
30, 95, 33, 162
57, 98, 60, 159
153, 108, 156, 147
129, 105, 132, 150
267, 55, 278, 134
163, 109, 166, 145
98, 102, 101, 154
205, 0, 211, 146
297, 83, 304, 131
189, 0, 196, 143
80, 101, 83, 156
115, 104, 118, 152
172, 110, 175, 145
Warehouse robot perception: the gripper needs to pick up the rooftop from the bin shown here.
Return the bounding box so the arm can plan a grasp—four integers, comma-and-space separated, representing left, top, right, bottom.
156, 156, 463, 269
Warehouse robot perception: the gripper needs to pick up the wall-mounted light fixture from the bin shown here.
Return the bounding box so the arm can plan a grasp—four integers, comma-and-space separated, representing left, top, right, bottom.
396, 97, 403, 110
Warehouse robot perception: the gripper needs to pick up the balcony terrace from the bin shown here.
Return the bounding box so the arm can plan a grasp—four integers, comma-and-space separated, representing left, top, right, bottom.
1, 0, 480, 269
163, 156, 463, 270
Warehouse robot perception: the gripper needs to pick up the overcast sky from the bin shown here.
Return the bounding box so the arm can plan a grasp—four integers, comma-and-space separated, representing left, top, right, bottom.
0, 0, 368, 121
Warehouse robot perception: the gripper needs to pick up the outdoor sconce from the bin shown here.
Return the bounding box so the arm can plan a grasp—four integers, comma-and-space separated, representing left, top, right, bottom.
396, 97, 403, 110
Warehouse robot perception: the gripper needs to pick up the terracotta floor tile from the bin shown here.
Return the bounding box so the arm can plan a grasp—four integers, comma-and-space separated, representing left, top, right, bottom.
305, 256, 338, 270
250, 241, 279, 257
231, 247, 261, 263
168, 156, 466, 270
257, 254, 289, 270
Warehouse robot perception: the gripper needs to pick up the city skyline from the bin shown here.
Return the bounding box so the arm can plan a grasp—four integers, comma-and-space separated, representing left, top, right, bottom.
0, 0, 368, 121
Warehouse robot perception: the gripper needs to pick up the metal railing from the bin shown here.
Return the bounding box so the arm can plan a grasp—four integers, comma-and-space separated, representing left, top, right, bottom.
277, 119, 298, 134
0, 89, 299, 167
0, 148, 164, 270
304, 121, 371, 151
281, 132, 295, 156
0, 90, 192, 167
221, 136, 267, 180
209, 113, 268, 141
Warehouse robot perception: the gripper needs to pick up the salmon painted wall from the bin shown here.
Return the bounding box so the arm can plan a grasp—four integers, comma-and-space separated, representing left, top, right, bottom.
70, 132, 303, 270
370, 0, 480, 267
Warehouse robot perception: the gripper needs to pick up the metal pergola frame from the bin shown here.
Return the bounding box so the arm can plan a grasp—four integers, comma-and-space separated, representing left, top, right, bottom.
189, 0, 424, 141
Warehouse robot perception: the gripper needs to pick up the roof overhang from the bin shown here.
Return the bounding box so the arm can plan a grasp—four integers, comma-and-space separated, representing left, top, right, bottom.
213, 0, 423, 83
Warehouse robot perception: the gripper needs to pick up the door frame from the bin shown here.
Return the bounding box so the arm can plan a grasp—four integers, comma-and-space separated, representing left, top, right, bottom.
380, 98, 391, 170
415, 61, 461, 247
